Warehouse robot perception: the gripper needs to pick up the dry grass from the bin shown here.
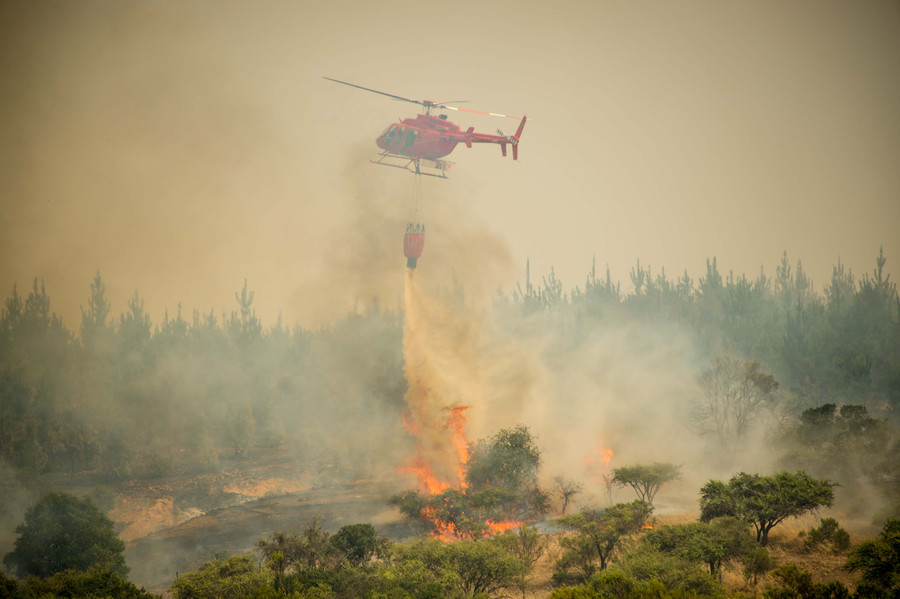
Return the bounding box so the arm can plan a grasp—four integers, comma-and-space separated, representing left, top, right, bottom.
752, 518, 863, 594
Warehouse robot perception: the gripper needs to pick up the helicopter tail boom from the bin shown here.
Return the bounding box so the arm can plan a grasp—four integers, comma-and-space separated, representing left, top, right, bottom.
460, 115, 527, 159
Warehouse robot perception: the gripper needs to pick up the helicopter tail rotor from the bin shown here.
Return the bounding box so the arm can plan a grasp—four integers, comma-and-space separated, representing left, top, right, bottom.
497, 115, 527, 160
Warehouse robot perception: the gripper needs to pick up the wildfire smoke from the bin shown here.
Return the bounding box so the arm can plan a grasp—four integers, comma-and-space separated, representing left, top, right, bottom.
399, 270, 482, 494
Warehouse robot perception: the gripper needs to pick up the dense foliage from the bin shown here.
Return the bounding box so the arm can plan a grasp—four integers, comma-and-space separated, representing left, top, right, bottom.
166, 508, 897, 598
845, 518, 900, 597
173, 520, 526, 599
764, 564, 851, 599
699, 471, 836, 546
640, 517, 754, 579
778, 404, 899, 516
0, 566, 159, 599
515, 250, 899, 408
0, 275, 405, 484
171, 555, 272, 599
550, 569, 712, 599
799, 517, 851, 555
3, 492, 127, 578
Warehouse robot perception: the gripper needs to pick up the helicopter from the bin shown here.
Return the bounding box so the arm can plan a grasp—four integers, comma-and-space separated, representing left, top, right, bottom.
324, 77, 526, 179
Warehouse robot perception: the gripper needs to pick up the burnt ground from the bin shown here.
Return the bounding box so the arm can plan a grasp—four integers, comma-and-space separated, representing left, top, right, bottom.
33, 448, 418, 595
126, 476, 418, 594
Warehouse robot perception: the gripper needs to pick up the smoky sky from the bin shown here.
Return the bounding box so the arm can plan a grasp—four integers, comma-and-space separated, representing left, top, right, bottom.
1, 0, 898, 329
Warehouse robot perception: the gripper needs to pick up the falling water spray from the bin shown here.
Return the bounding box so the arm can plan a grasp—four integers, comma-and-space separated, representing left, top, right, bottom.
398, 269, 473, 493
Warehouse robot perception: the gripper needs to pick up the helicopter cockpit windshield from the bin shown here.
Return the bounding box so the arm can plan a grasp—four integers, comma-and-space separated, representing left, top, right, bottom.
381, 125, 398, 146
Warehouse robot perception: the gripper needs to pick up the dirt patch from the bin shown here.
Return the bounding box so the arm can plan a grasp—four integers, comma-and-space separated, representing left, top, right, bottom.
106, 451, 315, 545
124, 475, 410, 594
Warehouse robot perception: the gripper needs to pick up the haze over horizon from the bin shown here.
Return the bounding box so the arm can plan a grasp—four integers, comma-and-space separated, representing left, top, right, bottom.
2, 0, 898, 329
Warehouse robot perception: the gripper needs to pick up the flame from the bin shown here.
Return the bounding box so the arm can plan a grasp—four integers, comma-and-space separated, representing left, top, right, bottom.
398, 455, 450, 495
400, 410, 421, 437
444, 404, 471, 489
486, 519, 523, 535
422, 506, 460, 541
585, 443, 615, 482
397, 405, 471, 495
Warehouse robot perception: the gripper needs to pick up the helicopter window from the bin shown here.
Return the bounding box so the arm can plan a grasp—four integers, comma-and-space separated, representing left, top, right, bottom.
383, 125, 397, 145
403, 128, 417, 149
392, 127, 405, 147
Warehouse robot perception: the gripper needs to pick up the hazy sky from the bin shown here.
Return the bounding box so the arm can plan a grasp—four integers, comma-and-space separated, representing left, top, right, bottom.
2, 0, 898, 329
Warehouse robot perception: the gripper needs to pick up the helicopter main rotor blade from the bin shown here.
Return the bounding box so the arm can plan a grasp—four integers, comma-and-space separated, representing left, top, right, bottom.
439, 104, 521, 119
323, 77, 424, 107
324, 77, 522, 119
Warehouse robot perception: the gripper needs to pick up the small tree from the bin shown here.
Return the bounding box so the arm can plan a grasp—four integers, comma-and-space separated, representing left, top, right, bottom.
80, 270, 112, 351
742, 546, 776, 586
466, 425, 542, 493
228, 279, 262, 347
397, 538, 518, 597
555, 500, 653, 579
449, 538, 519, 598
171, 555, 271, 599
553, 477, 584, 515
496, 525, 544, 599
764, 564, 850, 599
695, 358, 779, 458
845, 518, 900, 598
330, 523, 384, 567
699, 471, 836, 546
14, 566, 158, 599
615, 545, 724, 596
612, 462, 680, 507
642, 517, 754, 579
3, 492, 128, 578
799, 517, 850, 554
395, 425, 548, 535
296, 517, 341, 570
256, 530, 303, 588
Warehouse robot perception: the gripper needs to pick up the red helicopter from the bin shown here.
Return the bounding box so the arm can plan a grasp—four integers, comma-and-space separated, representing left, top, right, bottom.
324, 77, 526, 179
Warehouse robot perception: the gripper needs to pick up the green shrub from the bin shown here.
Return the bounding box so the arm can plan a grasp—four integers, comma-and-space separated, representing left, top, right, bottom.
799, 517, 850, 554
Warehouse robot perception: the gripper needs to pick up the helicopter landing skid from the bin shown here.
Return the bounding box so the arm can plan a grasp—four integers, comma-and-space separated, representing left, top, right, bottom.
370, 153, 452, 179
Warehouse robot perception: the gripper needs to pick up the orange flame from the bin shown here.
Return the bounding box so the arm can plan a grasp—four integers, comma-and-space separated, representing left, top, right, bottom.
443, 404, 471, 489
398, 455, 450, 495
585, 443, 615, 482
398, 405, 472, 496
597, 447, 614, 467
400, 410, 421, 437
486, 519, 523, 535
422, 506, 463, 541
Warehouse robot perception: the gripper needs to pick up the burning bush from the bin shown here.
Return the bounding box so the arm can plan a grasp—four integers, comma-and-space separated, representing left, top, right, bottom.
393, 425, 551, 540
